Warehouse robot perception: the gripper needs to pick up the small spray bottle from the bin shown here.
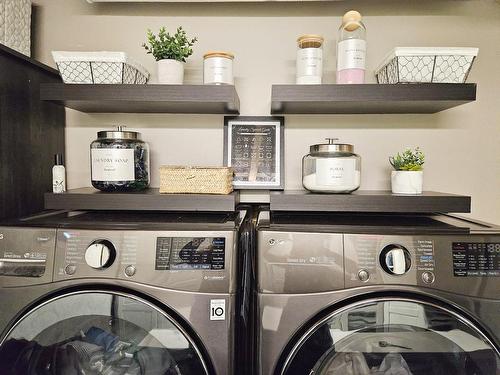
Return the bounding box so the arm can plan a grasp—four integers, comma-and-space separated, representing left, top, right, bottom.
52, 153, 66, 193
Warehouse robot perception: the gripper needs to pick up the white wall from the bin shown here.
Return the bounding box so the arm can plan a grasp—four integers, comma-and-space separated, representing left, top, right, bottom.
32, 0, 500, 223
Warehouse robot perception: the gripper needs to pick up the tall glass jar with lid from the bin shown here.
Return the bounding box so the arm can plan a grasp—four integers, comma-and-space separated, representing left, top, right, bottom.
302, 138, 361, 193
90, 126, 150, 192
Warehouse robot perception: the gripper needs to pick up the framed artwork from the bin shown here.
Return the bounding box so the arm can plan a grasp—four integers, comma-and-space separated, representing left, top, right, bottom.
223, 116, 284, 190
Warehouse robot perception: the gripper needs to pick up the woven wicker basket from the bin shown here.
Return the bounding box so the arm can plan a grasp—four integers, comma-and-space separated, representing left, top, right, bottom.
159, 166, 234, 195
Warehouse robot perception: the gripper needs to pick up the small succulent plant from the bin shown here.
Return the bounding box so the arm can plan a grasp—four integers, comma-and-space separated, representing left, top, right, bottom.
389, 147, 425, 171
142, 26, 197, 62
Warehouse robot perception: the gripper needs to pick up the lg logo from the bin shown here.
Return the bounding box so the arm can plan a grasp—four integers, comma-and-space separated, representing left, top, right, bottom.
0, 233, 3, 240
210, 299, 226, 321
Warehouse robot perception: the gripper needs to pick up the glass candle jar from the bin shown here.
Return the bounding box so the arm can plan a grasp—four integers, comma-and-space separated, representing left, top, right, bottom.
90, 127, 150, 192
302, 138, 361, 193
203, 51, 234, 85
296, 34, 324, 84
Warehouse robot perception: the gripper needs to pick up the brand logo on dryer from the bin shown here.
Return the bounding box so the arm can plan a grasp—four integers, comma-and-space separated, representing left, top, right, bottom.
0, 233, 3, 240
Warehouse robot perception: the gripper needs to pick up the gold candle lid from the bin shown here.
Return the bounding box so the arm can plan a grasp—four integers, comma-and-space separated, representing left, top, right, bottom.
297, 34, 324, 48
203, 51, 235, 59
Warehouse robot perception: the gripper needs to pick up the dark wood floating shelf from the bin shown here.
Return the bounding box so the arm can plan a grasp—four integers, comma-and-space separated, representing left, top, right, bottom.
40, 83, 240, 114
0, 43, 60, 78
271, 83, 476, 114
270, 190, 471, 213
45, 188, 239, 212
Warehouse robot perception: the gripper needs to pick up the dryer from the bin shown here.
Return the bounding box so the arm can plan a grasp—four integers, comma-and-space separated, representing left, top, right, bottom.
0, 210, 248, 375
256, 211, 500, 375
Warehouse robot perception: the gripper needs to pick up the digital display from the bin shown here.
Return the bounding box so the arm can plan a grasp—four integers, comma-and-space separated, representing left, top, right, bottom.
155, 237, 225, 271
452, 242, 500, 277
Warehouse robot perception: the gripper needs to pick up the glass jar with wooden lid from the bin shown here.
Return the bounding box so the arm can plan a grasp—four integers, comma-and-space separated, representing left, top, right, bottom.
296, 34, 324, 84
203, 51, 234, 85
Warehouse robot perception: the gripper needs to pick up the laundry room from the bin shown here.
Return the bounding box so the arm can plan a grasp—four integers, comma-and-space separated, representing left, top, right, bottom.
0, 0, 499, 374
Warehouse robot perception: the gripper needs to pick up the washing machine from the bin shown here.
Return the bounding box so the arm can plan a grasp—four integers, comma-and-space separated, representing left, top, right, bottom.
0, 209, 249, 375
256, 211, 500, 375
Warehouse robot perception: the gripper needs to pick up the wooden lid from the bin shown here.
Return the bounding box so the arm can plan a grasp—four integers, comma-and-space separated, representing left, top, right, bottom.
342, 10, 362, 32
203, 51, 235, 59
297, 34, 324, 44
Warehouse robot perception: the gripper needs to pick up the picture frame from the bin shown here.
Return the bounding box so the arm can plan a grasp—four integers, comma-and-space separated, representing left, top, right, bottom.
223, 116, 285, 190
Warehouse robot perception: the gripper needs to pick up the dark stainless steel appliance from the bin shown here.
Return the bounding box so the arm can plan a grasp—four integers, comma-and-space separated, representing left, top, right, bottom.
0, 210, 247, 375
256, 211, 500, 375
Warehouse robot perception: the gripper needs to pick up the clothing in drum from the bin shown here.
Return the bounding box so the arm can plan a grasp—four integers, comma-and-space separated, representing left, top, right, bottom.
283, 299, 500, 375
0, 292, 208, 375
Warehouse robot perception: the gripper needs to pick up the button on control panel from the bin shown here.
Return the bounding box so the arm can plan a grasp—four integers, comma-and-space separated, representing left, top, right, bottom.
421, 271, 435, 284
357, 269, 370, 282
124, 265, 136, 277
65, 264, 77, 275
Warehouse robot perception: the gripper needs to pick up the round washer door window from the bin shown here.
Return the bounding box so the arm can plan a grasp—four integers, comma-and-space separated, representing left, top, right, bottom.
0, 291, 209, 375
281, 298, 499, 375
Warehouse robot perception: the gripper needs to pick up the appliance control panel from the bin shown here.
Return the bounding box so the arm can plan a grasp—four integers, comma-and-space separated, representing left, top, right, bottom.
155, 237, 225, 271
344, 234, 499, 299
53, 229, 235, 293
452, 242, 500, 277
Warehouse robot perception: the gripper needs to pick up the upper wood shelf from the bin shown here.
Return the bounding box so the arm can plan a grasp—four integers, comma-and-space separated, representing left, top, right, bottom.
271, 83, 476, 114
40, 84, 240, 114
270, 190, 471, 213
45, 188, 240, 212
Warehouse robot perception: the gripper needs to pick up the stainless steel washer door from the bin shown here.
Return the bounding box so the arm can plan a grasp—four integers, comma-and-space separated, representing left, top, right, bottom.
280, 298, 500, 375
0, 290, 210, 375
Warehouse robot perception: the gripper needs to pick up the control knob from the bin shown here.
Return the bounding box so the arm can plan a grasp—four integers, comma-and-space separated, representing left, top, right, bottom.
380, 245, 411, 275
85, 240, 116, 269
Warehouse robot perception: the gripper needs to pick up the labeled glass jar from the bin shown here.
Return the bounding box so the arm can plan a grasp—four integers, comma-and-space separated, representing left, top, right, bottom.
296, 34, 324, 84
302, 138, 361, 193
203, 51, 234, 85
90, 127, 150, 192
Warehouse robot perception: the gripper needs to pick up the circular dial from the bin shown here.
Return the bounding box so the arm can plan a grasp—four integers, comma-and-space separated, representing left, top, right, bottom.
380, 245, 411, 275
85, 240, 116, 269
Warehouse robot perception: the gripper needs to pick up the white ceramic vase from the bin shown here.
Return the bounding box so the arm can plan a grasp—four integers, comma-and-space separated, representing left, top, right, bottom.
157, 59, 184, 84
391, 171, 423, 194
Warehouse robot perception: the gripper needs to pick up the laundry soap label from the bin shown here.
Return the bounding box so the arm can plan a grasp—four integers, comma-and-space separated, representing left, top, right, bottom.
91, 148, 135, 182
316, 158, 358, 187
337, 39, 366, 70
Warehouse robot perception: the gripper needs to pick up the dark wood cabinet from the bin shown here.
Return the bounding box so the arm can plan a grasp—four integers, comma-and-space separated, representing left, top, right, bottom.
0, 44, 65, 220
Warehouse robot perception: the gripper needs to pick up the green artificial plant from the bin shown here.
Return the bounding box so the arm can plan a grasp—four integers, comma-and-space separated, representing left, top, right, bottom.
142, 26, 197, 62
389, 147, 425, 171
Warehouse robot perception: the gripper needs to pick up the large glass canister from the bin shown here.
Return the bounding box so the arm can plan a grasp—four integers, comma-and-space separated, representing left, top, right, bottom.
302, 138, 361, 193
90, 127, 150, 192
296, 34, 324, 84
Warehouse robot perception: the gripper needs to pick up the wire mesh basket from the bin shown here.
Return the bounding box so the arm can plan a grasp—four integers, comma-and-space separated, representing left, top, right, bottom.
0, 0, 31, 56
52, 51, 150, 84
375, 47, 478, 84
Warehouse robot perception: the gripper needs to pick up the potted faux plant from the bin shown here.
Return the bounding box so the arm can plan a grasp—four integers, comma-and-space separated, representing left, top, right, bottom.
389, 147, 425, 194
143, 26, 197, 84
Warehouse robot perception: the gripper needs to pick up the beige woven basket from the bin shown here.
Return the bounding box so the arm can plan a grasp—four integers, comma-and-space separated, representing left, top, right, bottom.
159, 166, 234, 195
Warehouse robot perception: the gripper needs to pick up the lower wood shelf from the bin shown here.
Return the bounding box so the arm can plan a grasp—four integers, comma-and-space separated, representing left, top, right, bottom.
45, 188, 239, 212
270, 190, 471, 213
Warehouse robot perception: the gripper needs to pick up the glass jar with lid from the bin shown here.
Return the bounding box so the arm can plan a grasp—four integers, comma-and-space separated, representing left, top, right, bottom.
302, 138, 361, 193
90, 126, 150, 192
203, 51, 234, 85
296, 34, 324, 84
